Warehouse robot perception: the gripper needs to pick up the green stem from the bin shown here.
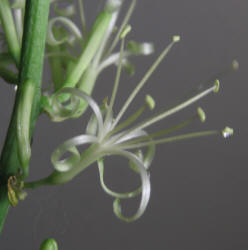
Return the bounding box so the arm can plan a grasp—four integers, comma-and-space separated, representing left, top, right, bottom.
25, 144, 101, 188
73, 65, 98, 117
0, 0, 50, 234
0, 0, 21, 66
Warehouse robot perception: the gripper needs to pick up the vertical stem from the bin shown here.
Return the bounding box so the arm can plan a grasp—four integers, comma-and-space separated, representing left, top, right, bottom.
0, 0, 50, 234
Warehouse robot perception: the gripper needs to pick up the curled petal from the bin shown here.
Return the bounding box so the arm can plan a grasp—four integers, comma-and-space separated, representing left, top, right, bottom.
86, 104, 113, 136
47, 16, 82, 46
127, 41, 154, 56
129, 142, 155, 173
51, 135, 97, 172
110, 129, 147, 145
100, 149, 151, 222
98, 158, 141, 199
49, 88, 104, 134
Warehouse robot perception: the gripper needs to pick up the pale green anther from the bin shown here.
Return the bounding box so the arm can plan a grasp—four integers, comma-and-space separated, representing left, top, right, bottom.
17, 80, 35, 178
120, 25, 132, 39
232, 60, 239, 71
173, 35, 181, 42
197, 107, 206, 122
222, 126, 234, 138
40, 238, 58, 250
214, 79, 220, 93
145, 95, 155, 110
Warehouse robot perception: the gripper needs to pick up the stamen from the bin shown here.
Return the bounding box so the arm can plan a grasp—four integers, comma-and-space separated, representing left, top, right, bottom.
121, 130, 219, 150
104, 36, 126, 128
78, 0, 87, 36
118, 114, 197, 146
113, 36, 180, 127
126, 81, 217, 134
110, 105, 146, 135
106, 0, 137, 56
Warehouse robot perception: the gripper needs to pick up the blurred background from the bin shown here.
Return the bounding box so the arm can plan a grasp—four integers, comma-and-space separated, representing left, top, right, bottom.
0, 0, 247, 249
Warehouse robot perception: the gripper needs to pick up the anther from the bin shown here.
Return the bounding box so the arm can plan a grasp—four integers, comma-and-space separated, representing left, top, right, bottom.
213, 79, 220, 93
145, 95, 156, 110
222, 127, 234, 138
197, 107, 206, 123
120, 25, 132, 39
172, 35, 180, 43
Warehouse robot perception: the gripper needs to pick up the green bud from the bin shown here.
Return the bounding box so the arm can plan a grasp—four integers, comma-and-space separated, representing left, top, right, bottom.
40, 238, 58, 250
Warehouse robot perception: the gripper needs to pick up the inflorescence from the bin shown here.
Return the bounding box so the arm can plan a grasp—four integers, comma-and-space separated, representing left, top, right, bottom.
2, 0, 237, 222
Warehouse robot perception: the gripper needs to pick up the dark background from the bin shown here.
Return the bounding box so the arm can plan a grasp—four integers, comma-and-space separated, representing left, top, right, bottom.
0, 0, 247, 249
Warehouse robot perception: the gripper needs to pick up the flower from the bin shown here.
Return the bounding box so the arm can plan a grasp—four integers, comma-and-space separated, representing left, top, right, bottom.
43, 32, 234, 222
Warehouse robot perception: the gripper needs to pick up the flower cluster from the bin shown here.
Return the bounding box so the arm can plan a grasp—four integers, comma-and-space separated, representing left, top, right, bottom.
2, 0, 236, 222
37, 30, 235, 221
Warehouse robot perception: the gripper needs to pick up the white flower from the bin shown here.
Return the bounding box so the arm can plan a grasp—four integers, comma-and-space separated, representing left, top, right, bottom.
45, 34, 233, 222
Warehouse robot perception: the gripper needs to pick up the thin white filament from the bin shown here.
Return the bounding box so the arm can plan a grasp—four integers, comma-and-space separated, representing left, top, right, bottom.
129, 84, 217, 133
113, 39, 178, 127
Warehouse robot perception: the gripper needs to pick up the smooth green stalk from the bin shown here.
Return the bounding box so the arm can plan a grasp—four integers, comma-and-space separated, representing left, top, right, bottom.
0, 0, 21, 66
0, 0, 50, 234
64, 10, 112, 88
25, 144, 102, 188
48, 44, 64, 91
73, 65, 98, 117
16, 80, 35, 178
